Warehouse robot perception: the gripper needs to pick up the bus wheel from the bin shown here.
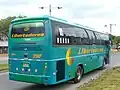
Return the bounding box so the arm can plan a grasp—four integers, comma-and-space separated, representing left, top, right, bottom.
100, 60, 106, 70
74, 66, 83, 83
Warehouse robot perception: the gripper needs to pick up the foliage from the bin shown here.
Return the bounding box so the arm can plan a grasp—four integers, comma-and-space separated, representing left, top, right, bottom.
0, 16, 26, 37
0, 16, 15, 37
114, 36, 120, 45
112, 35, 120, 49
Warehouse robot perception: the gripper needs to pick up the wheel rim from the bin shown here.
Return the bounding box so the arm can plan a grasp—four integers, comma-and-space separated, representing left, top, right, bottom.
104, 60, 106, 66
77, 69, 81, 80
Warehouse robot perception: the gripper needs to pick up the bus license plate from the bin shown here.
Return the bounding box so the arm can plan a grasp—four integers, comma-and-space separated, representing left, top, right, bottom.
22, 63, 30, 68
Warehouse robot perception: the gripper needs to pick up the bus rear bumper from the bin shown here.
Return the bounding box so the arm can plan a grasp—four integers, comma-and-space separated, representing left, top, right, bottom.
9, 72, 52, 85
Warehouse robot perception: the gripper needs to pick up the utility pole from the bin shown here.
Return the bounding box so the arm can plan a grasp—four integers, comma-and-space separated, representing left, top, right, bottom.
39, 4, 62, 16
104, 24, 116, 46
49, 4, 52, 16
104, 24, 116, 34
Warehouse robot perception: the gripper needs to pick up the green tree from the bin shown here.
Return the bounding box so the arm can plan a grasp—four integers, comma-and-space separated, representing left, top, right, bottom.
0, 16, 16, 37
0, 16, 26, 37
113, 36, 120, 50
111, 35, 116, 45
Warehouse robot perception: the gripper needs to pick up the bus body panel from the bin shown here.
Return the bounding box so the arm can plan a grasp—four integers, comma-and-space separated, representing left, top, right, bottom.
8, 19, 56, 84
9, 60, 57, 84
8, 16, 111, 85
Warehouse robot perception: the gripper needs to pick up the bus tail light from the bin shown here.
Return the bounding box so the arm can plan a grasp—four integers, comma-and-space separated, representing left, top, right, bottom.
28, 69, 31, 72
16, 68, 18, 71
35, 69, 38, 72
45, 66, 47, 69
44, 63, 48, 69
22, 68, 24, 71
53, 72, 56, 75
43, 63, 48, 75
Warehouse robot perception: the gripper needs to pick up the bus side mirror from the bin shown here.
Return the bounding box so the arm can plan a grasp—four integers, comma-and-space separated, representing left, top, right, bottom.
105, 41, 110, 45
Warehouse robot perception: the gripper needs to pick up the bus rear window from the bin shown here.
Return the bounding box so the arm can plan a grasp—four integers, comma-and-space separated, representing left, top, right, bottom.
11, 22, 45, 38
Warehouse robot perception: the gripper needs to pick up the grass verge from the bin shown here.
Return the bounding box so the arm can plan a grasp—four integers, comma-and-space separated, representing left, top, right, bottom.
78, 67, 120, 90
0, 64, 8, 72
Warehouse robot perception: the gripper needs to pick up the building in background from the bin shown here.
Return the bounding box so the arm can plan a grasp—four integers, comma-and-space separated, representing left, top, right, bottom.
0, 41, 8, 54
0, 33, 8, 54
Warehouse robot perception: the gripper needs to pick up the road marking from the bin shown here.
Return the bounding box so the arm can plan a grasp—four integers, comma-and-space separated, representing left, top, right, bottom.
0, 72, 8, 76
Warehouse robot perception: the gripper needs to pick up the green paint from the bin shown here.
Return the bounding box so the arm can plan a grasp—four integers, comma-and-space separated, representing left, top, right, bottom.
10, 73, 43, 83
8, 15, 111, 85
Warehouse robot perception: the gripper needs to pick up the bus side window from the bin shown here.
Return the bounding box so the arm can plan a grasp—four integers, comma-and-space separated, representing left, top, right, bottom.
99, 34, 105, 45
63, 27, 89, 45
51, 21, 60, 45
94, 32, 101, 45
100, 34, 110, 45
77, 28, 89, 45
51, 21, 71, 45
62, 26, 76, 45
86, 30, 96, 45
58, 28, 64, 36
51, 20, 89, 45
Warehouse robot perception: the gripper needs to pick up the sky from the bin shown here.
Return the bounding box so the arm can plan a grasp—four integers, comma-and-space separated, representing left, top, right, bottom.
0, 0, 120, 36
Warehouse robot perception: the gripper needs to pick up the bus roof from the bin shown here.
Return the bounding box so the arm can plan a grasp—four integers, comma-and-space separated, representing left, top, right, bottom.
11, 15, 109, 35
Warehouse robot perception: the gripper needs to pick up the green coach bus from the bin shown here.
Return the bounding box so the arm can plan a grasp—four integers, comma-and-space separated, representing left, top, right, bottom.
8, 15, 111, 85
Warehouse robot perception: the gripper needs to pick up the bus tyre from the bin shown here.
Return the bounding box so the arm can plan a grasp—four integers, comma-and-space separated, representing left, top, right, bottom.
74, 66, 83, 83
100, 60, 106, 70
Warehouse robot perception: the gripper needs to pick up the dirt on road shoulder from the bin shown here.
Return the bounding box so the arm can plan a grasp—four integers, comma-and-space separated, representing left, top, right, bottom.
0, 54, 8, 57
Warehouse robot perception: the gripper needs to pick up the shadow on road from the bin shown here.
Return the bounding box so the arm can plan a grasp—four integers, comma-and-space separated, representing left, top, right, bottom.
17, 68, 107, 90
18, 81, 73, 90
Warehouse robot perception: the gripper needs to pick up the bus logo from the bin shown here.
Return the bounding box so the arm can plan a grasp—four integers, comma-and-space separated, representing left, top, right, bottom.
66, 48, 74, 66
24, 25, 30, 32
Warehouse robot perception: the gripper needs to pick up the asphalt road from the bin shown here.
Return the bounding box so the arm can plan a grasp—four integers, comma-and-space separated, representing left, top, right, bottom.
0, 53, 120, 90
